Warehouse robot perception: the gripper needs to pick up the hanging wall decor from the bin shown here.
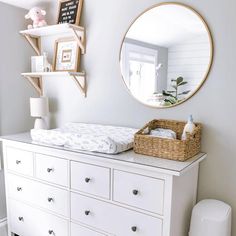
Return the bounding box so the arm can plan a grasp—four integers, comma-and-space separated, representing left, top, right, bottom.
53, 37, 81, 72
57, 0, 83, 25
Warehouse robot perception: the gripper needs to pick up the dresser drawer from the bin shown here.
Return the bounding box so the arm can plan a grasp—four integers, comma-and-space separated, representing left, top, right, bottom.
71, 161, 110, 199
6, 147, 34, 176
7, 174, 34, 204
35, 154, 68, 187
113, 170, 165, 215
71, 223, 107, 236
7, 174, 69, 217
71, 193, 162, 236
9, 199, 69, 236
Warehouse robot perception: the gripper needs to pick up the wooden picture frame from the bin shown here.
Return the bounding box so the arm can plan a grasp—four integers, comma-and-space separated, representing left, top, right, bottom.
53, 37, 81, 72
57, 0, 83, 25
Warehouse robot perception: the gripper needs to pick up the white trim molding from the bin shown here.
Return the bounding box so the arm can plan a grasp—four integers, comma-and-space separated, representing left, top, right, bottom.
0, 217, 7, 227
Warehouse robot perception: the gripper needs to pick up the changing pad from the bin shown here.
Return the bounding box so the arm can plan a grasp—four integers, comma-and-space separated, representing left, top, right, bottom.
31, 123, 138, 154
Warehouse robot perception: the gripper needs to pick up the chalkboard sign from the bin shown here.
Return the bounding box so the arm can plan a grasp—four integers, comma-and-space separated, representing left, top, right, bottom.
57, 0, 83, 25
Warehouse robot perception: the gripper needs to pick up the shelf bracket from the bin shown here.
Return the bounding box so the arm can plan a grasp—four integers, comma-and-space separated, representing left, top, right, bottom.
24, 76, 43, 96
70, 27, 86, 54
22, 34, 41, 56
71, 74, 87, 97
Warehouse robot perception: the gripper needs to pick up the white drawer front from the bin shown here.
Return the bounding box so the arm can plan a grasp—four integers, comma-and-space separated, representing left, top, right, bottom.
71, 193, 162, 236
7, 174, 69, 217
6, 147, 33, 176
71, 223, 107, 236
9, 199, 69, 236
35, 154, 68, 187
7, 174, 35, 204
113, 170, 165, 215
71, 161, 110, 199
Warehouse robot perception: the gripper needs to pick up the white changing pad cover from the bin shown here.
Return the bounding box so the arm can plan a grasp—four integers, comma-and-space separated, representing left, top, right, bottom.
31, 123, 138, 154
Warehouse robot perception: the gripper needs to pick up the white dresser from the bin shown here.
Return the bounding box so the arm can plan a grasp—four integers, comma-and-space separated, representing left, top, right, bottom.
1, 133, 206, 236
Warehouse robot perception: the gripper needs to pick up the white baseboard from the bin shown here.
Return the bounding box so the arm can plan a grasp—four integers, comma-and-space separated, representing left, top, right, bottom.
0, 217, 7, 228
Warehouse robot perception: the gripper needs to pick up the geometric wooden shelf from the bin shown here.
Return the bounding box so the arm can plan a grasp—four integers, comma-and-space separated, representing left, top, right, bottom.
21, 71, 87, 97
20, 23, 86, 55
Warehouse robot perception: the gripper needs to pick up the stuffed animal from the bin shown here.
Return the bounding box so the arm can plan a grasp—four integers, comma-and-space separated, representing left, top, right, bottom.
25, 7, 47, 29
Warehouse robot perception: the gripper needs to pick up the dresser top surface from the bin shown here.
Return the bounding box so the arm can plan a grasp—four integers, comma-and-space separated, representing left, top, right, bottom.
1, 132, 206, 176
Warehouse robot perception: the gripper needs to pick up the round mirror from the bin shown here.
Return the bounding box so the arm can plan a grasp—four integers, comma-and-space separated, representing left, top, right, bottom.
120, 3, 213, 108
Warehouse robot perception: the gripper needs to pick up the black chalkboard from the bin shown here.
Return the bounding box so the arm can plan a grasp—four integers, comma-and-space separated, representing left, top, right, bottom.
57, 0, 83, 25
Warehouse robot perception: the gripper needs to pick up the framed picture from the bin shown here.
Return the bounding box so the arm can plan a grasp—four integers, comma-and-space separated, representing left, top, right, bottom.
57, 0, 83, 25
53, 37, 80, 72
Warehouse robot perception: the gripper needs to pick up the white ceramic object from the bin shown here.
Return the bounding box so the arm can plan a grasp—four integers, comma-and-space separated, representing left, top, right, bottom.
30, 97, 49, 130
189, 199, 232, 236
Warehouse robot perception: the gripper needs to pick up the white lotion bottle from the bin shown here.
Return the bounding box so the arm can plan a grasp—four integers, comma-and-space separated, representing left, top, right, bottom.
182, 115, 196, 140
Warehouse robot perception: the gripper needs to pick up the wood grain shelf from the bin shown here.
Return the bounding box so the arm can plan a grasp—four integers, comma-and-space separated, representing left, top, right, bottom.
22, 72, 87, 97
20, 23, 86, 55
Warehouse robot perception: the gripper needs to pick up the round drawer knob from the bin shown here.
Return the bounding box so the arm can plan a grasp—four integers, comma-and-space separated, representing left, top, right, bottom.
48, 230, 54, 235
18, 217, 24, 222
17, 187, 22, 192
16, 160, 21, 165
85, 178, 91, 183
48, 197, 54, 203
47, 168, 53, 173
85, 210, 90, 216
132, 190, 139, 195
131, 226, 137, 232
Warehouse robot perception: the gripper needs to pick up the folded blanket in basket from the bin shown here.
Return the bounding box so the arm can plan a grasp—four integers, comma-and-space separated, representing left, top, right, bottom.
150, 128, 176, 139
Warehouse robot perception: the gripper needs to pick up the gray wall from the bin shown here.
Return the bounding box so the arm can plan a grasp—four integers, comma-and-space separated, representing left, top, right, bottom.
43, 0, 236, 234
0, 2, 36, 221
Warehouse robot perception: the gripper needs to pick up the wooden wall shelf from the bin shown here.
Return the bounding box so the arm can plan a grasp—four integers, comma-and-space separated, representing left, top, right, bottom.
20, 23, 87, 97
22, 72, 87, 97
20, 23, 86, 55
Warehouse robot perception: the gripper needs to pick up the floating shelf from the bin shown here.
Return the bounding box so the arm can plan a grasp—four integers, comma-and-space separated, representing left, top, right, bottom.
22, 72, 87, 97
20, 23, 86, 55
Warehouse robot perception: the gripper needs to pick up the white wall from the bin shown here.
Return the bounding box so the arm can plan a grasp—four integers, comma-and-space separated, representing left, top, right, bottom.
0, 2, 36, 223
167, 35, 211, 94
14, 0, 236, 234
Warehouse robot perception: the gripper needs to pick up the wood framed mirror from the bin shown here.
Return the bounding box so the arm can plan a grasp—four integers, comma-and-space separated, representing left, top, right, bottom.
120, 2, 213, 108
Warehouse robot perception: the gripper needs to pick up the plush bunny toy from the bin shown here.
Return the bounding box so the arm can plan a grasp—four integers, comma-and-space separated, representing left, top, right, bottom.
25, 7, 47, 29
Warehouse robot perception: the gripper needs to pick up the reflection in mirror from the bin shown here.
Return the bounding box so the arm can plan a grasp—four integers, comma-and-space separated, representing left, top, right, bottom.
120, 3, 213, 108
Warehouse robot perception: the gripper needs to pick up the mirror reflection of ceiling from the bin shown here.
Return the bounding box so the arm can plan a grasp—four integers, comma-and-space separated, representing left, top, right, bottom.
126, 5, 207, 47
120, 3, 213, 108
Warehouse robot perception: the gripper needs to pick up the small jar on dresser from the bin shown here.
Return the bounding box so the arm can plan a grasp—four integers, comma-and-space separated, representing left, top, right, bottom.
1, 133, 206, 236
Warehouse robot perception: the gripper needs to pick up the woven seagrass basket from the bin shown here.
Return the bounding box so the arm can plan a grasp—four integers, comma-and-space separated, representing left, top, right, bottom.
134, 119, 202, 161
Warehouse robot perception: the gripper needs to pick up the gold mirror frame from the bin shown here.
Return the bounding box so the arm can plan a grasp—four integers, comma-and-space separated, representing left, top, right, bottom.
119, 2, 214, 108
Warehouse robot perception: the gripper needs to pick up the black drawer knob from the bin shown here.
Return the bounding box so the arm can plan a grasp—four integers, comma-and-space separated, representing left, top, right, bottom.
85, 210, 90, 216
18, 217, 24, 222
48, 230, 54, 235
85, 178, 91, 183
48, 197, 54, 203
47, 168, 53, 173
132, 190, 139, 195
16, 160, 21, 165
131, 226, 137, 232
17, 187, 22, 192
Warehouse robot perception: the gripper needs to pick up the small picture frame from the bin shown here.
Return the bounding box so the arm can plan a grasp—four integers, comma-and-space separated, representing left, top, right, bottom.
53, 37, 80, 72
57, 0, 83, 25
